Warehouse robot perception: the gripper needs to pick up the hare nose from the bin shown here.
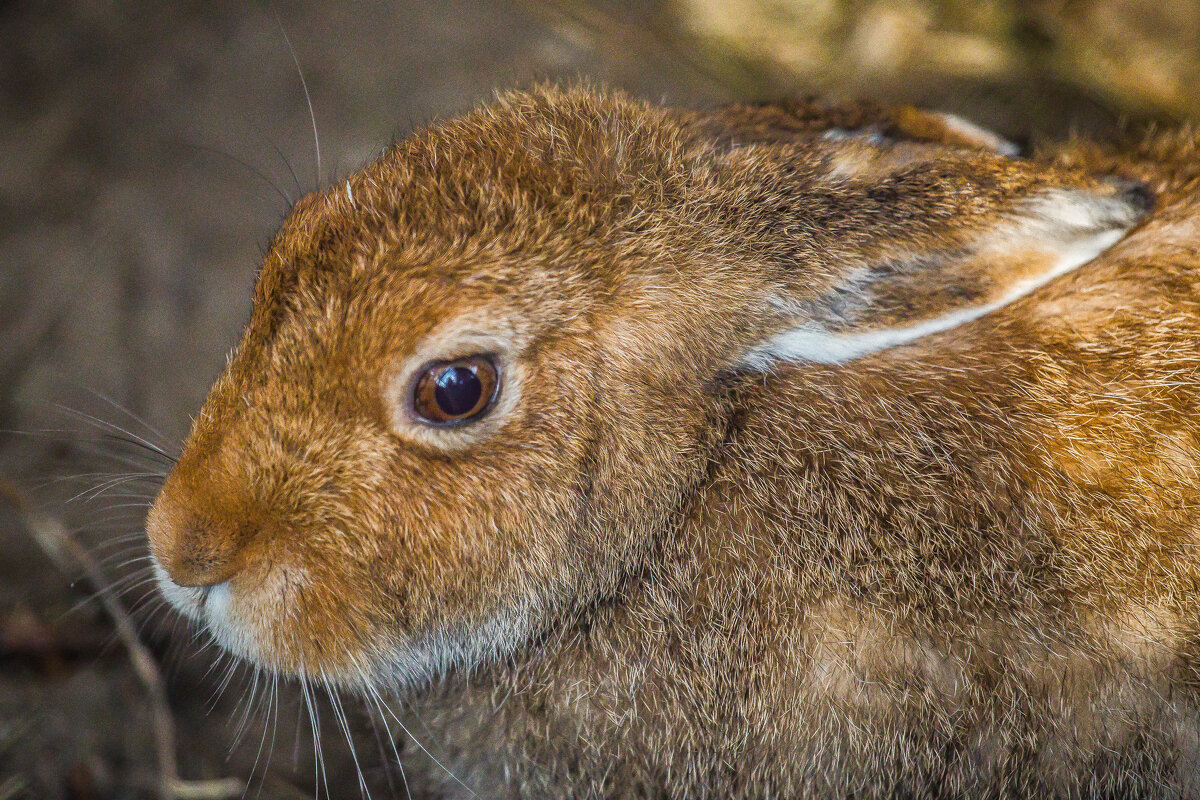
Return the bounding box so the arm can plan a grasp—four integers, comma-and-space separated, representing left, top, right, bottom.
145, 486, 248, 588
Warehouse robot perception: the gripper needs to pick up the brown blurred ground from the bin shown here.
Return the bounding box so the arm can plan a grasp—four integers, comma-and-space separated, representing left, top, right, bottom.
0, 1, 1193, 798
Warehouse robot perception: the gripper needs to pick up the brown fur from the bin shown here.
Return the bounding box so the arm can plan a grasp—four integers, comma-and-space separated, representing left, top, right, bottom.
145, 85, 1200, 797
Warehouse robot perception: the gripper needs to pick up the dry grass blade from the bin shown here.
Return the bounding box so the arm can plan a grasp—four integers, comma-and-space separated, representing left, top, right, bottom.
0, 775, 30, 800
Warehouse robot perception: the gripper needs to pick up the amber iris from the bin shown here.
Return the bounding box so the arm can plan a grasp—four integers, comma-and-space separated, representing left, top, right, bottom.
413, 355, 499, 425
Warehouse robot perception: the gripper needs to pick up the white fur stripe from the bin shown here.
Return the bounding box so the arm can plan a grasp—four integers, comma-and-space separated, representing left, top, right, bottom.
931, 111, 1020, 156
745, 228, 1123, 365
743, 188, 1140, 367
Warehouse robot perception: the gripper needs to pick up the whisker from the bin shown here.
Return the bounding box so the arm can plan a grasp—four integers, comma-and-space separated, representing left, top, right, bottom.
324, 677, 371, 799
57, 585, 118, 620
300, 676, 330, 800
266, 137, 304, 199
360, 679, 411, 800
57, 566, 158, 620
110, 574, 163, 599
365, 696, 407, 800
0, 429, 173, 475
351, 661, 478, 799
252, 670, 282, 800
62, 474, 161, 506
248, 671, 276, 796
84, 501, 154, 519
98, 433, 177, 466
71, 522, 148, 546
90, 530, 150, 547
77, 491, 160, 505
276, 16, 322, 187
209, 654, 244, 711
88, 536, 150, 559
231, 666, 263, 749
76, 384, 173, 450
96, 553, 155, 573
125, 580, 173, 621
175, 140, 295, 207
200, 642, 230, 684
50, 404, 174, 462
131, 594, 174, 639
30, 470, 164, 495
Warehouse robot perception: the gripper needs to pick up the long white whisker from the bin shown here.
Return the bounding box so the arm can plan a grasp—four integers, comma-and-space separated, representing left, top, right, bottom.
130, 601, 171, 645
359, 677, 411, 800
51, 403, 174, 462
324, 677, 371, 799
276, 18, 322, 187
363, 695, 407, 800
244, 668, 271, 784
209, 653, 243, 711
231, 666, 262, 748
350, 661, 478, 799
264, 671, 281, 795
0, 427, 171, 470
91, 531, 154, 548
130, 593, 174, 638
301, 676, 330, 800
72, 474, 163, 505
77, 384, 173, 450
58, 567, 154, 619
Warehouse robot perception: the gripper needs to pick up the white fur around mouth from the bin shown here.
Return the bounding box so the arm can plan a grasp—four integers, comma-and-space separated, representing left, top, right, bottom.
151, 560, 206, 622
199, 581, 261, 661
151, 560, 256, 661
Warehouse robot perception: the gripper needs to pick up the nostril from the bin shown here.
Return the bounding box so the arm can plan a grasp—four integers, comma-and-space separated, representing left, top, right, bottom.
166, 542, 244, 588
146, 489, 249, 589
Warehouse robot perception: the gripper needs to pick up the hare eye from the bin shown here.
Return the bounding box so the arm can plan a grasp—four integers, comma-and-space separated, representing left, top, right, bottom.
412, 356, 499, 425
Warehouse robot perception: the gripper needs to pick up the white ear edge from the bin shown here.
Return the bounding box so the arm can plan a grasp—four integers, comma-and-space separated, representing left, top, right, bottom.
743, 190, 1138, 367
930, 111, 1020, 156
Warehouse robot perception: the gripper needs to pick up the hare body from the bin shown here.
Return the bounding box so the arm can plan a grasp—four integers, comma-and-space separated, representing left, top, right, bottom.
421, 206, 1200, 797
145, 86, 1200, 797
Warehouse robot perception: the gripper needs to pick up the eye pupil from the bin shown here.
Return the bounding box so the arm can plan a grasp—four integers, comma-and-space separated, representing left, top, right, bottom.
411, 355, 499, 426
433, 366, 483, 417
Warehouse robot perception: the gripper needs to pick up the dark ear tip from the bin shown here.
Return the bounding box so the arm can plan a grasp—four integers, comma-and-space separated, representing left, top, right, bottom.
1006, 134, 1031, 158
1108, 177, 1157, 214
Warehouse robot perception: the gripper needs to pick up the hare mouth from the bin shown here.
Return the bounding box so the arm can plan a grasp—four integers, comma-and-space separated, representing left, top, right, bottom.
198, 581, 263, 664
152, 560, 206, 621
151, 560, 268, 667
151, 555, 544, 690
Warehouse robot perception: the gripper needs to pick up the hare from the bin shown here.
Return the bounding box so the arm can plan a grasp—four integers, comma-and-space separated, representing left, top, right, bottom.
145, 84, 1200, 798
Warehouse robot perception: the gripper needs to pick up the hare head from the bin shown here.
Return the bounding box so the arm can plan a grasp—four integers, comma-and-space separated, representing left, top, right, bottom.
145, 85, 1147, 691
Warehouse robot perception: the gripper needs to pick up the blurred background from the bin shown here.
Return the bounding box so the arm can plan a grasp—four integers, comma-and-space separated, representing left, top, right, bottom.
1, 1, 1197, 797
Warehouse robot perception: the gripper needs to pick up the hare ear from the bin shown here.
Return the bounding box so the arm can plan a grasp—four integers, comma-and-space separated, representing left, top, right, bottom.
743, 184, 1151, 367
698, 100, 1018, 155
